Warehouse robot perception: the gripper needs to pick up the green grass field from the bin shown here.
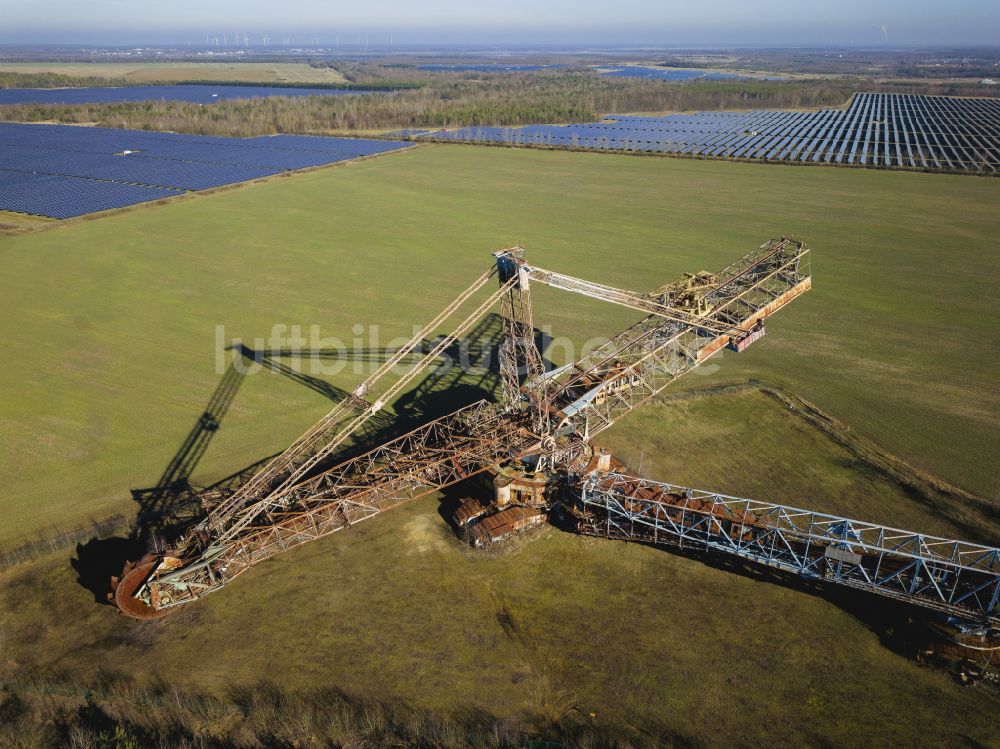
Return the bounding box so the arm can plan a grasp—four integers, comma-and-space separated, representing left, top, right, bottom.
0, 61, 348, 84
0, 209, 54, 233
2, 389, 997, 746
0, 144, 998, 745
1, 145, 997, 548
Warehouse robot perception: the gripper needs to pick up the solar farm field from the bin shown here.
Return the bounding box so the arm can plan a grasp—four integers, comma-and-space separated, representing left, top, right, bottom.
417, 92, 1000, 172
414, 63, 769, 80
0, 123, 411, 217
0, 84, 370, 105
599, 66, 749, 80
417, 63, 567, 72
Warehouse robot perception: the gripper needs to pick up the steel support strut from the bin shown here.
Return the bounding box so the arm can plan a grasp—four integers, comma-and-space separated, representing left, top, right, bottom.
494, 248, 545, 416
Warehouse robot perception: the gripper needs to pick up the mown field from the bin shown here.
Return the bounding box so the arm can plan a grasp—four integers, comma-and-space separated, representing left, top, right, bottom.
0, 209, 54, 233
0, 61, 348, 84
2, 389, 997, 747
0, 144, 998, 745
1, 144, 997, 547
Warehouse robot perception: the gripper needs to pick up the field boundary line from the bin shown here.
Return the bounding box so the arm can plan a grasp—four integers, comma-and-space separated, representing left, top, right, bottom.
0, 139, 425, 232
655, 380, 999, 541
0, 514, 133, 572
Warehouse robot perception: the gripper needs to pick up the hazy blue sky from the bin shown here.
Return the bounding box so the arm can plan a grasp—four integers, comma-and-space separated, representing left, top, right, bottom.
1, 0, 997, 46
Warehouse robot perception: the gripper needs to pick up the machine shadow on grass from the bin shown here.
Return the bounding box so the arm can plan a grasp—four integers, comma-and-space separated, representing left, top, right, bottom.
69, 316, 949, 666
433, 476, 944, 665
71, 314, 551, 606
628, 536, 938, 660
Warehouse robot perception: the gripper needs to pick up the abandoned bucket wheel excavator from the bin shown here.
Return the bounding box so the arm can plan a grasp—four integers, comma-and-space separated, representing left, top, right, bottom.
111, 237, 1000, 659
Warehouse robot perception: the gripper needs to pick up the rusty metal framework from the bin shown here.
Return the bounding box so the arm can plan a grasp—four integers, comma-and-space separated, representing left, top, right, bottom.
149, 400, 536, 608
114, 235, 994, 646
495, 249, 545, 416
524, 238, 810, 441
577, 473, 1000, 633
122, 238, 812, 612
202, 275, 516, 545
202, 268, 504, 529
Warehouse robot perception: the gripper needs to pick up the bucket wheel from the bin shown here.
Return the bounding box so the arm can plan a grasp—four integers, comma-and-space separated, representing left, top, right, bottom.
109, 555, 168, 620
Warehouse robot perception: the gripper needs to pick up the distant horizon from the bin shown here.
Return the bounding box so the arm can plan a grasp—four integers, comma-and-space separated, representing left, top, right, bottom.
2, 36, 999, 49
2, 0, 998, 47
1, 41, 999, 52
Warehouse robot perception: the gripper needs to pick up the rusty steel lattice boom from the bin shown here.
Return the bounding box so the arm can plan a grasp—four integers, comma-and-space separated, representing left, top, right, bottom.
205, 275, 517, 547
119, 238, 819, 616
524, 238, 810, 442
203, 267, 503, 532
147, 400, 538, 609
114, 235, 1000, 647
577, 473, 1000, 635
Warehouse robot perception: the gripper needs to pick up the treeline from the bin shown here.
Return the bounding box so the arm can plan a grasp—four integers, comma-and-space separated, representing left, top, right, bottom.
310, 59, 412, 86
176, 79, 422, 91
0, 76, 996, 137
0, 71, 130, 89
0, 71, 420, 92
896, 65, 998, 79
0, 673, 696, 748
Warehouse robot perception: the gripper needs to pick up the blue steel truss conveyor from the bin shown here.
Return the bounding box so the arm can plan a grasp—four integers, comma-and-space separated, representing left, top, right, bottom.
576, 473, 1000, 649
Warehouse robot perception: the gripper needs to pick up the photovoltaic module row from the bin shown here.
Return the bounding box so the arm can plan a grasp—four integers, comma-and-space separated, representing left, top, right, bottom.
0, 171, 182, 219
412, 93, 1000, 173
0, 123, 412, 218
417, 64, 567, 72
600, 67, 757, 81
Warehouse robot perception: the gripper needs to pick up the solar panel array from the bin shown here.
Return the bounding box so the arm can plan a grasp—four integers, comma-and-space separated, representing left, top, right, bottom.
0, 170, 182, 218
600, 67, 742, 81
0, 123, 411, 218
417, 64, 566, 72
0, 85, 371, 105
415, 93, 1000, 173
